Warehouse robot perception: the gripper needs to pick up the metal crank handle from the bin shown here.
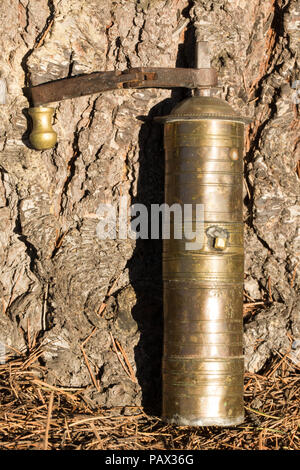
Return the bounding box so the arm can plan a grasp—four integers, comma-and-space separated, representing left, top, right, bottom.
24, 66, 218, 150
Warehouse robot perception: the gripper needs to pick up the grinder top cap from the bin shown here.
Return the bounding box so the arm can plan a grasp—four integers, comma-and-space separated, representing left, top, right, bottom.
163, 96, 250, 123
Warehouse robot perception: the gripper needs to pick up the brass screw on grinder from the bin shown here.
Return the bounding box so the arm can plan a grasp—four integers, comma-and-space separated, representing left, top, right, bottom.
214, 236, 227, 251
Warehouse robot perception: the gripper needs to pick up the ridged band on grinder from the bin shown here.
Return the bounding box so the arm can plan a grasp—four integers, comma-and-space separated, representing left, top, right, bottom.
162, 96, 245, 426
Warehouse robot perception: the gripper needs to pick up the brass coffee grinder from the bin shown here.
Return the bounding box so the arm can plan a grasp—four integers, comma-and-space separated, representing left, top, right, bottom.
25, 39, 249, 426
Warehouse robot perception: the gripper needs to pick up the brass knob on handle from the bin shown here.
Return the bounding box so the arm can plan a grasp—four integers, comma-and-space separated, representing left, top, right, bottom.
28, 106, 57, 150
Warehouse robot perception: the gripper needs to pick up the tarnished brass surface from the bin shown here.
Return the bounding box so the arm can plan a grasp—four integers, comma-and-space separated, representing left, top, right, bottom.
28, 106, 57, 150
162, 96, 245, 426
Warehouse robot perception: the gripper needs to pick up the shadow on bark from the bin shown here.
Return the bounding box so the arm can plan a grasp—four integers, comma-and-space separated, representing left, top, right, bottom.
127, 23, 195, 416
126, 99, 166, 417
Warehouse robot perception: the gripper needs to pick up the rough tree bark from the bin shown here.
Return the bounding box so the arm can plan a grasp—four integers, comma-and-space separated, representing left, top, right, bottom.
0, 0, 299, 412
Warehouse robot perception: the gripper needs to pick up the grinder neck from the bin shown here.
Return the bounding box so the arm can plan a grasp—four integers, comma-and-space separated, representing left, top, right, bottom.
194, 41, 212, 97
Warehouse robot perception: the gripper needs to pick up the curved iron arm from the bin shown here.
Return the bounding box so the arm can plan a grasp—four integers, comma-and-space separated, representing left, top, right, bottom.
24, 67, 217, 107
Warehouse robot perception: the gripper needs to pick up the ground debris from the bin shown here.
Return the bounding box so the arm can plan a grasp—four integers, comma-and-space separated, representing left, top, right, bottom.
0, 348, 299, 450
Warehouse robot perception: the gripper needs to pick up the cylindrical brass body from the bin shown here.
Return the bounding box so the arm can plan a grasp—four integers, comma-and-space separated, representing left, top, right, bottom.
162, 96, 245, 426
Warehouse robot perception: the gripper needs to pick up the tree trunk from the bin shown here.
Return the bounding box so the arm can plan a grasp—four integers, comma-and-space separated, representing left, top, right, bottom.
0, 0, 299, 411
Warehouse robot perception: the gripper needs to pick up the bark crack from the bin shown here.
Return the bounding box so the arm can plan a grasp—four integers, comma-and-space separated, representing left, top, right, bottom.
21, 0, 56, 87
